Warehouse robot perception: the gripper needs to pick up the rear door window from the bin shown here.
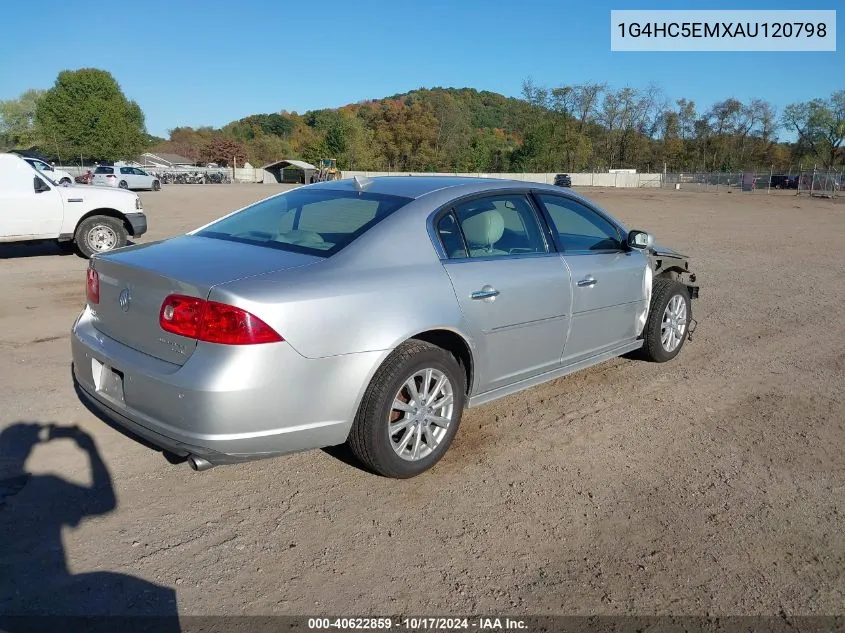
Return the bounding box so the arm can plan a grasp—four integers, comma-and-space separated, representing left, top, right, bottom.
448, 194, 550, 258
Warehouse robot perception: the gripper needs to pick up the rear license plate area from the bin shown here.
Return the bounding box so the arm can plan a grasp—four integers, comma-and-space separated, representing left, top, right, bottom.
91, 357, 125, 403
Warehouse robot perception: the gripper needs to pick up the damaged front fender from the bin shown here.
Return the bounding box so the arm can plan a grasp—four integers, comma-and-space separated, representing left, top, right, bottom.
648, 244, 700, 299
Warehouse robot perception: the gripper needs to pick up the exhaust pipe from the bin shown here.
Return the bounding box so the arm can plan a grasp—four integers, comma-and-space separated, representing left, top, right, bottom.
188, 455, 214, 472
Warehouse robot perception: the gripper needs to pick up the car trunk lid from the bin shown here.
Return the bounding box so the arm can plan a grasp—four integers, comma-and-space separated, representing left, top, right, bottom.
89, 235, 322, 365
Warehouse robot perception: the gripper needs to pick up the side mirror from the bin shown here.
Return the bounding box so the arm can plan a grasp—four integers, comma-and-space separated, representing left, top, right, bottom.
34, 176, 51, 193
627, 229, 653, 250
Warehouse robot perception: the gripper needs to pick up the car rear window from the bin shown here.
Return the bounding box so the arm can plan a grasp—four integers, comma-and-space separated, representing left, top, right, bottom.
195, 187, 413, 256
94, 166, 114, 174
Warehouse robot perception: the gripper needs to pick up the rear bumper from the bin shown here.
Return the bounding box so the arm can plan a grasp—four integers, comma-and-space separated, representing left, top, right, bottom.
71, 307, 385, 466
126, 212, 147, 238
73, 372, 236, 463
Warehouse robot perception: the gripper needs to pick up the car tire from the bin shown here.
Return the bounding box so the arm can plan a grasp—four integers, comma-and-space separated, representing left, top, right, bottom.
638, 277, 692, 363
74, 215, 128, 258
347, 339, 467, 478
118, 180, 128, 189
59, 177, 72, 185
152, 180, 161, 191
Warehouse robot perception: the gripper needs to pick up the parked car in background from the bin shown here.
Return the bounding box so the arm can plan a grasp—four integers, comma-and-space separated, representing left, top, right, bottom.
554, 173, 572, 187
71, 176, 700, 479
770, 175, 798, 190
0, 152, 147, 257
93, 164, 161, 191
23, 157, 74, 186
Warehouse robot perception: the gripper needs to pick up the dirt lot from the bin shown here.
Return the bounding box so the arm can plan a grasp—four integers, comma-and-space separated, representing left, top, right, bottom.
1, 184, 844, 618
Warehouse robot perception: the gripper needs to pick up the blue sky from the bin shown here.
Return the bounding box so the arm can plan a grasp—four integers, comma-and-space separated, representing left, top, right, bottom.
1, 0, 840, 138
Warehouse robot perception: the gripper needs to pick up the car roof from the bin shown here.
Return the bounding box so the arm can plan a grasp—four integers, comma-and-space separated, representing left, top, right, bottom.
309, 175, 605, 211
310, 175, 580, 199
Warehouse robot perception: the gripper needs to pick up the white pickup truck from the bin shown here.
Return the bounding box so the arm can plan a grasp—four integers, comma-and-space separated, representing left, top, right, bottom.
0, 152, 147, 257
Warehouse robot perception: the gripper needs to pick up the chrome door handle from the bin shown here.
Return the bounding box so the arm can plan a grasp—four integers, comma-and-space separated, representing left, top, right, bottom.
577, 276, 597, 288
471, 286, 500, 300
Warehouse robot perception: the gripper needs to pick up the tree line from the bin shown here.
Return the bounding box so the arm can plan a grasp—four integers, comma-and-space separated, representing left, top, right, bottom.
1, 68, 842, 173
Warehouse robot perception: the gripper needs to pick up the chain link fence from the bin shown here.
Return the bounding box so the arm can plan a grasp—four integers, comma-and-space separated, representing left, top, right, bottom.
50, 163, 843, 194
662, 169, 842, 197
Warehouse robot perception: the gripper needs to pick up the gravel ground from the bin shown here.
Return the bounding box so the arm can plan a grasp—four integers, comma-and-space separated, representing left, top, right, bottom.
1, 184, 843, 619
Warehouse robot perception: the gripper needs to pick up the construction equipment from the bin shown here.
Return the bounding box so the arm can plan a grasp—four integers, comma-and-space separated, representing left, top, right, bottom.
311, 158, 342, 183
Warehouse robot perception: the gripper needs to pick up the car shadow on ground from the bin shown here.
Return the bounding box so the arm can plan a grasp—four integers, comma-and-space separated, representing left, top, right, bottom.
0, 242, 76, 259
321, 444, 374, 474
0, 421, 182, 632
0, 240, 138, 260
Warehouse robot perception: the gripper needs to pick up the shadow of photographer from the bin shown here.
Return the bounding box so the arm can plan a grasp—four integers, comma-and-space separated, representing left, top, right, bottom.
0, 422, 180, 632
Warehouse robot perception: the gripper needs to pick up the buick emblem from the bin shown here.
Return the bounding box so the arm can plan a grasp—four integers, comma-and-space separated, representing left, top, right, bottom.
118, 288, 131, 312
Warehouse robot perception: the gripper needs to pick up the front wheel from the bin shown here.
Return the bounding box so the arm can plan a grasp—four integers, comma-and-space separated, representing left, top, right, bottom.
74, 215, 128, 258
347, 340, 466, 478
152, 179, 161, 191
638, 277, 692, 363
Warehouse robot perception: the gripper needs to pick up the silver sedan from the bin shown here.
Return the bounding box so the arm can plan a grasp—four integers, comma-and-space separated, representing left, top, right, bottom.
71, 176, 700, 478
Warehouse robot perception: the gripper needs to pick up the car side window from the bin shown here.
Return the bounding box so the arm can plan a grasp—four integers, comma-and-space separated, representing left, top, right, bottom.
120, 167, 132, 174
449, 194, 548, 258
537, 194, 623, 252
437, 212, 467, 258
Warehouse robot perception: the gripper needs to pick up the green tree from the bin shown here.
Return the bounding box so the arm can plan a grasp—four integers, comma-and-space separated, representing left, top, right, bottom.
35, 68, 147, 160
782, 91, 845, 168
0, 89, 45, 150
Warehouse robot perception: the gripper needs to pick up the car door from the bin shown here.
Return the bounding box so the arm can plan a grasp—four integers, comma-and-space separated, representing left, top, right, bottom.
133, 168, 152, 189
534, 192, 648, 366
118, 166, 136, 188
435, 192, 572, 394
0, 162, 63, 237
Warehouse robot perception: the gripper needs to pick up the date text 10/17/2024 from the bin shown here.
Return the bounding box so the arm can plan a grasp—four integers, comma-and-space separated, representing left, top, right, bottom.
307, 617, 528, 630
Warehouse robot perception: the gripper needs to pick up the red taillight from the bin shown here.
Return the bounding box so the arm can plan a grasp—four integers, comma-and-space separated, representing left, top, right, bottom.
86, 268, 99, 304
159, 294, 283, 345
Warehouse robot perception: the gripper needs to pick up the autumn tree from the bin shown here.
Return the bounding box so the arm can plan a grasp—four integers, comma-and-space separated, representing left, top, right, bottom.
135, 85, 831, 176
198, 136, 249, 166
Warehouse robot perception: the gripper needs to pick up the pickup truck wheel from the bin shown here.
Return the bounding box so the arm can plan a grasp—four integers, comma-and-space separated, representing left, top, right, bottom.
118, 180, 128, 189
348, 340, 466, 478
74, 216, 128, 258
639, 277, 691, 363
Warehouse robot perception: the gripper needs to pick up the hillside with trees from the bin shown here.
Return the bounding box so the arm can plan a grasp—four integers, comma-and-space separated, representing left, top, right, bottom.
1, 70, 842, 173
